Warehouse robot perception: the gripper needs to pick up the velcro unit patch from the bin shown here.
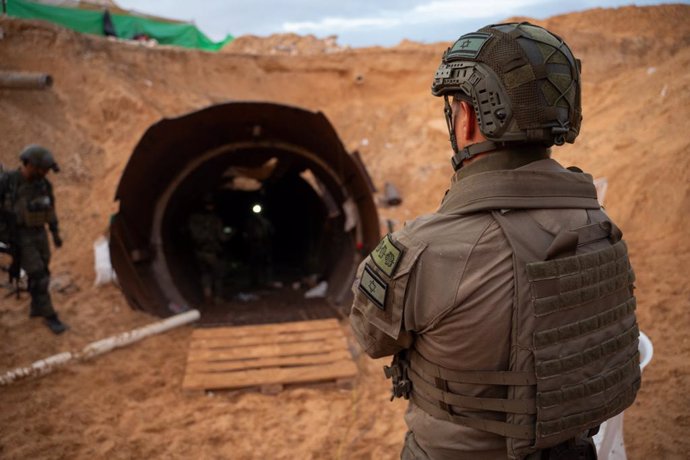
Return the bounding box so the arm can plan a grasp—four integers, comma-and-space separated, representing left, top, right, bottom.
447, 32, 491, 60
371, 234, 403, 277
359, 265, 387, 310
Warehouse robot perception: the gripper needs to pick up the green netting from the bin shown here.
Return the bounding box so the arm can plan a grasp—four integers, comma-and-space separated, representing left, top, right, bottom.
5, 0, 233, 51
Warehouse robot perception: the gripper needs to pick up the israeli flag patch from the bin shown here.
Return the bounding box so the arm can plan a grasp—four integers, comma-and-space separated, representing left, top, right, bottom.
359, 265, 387, 310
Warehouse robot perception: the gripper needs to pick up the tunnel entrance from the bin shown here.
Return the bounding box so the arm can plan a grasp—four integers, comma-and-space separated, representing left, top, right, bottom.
110, 102, 380, 323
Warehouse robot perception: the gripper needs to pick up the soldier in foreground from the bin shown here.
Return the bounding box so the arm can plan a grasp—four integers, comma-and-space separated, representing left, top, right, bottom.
0, 145, 67, 334
350, 23, 640, 459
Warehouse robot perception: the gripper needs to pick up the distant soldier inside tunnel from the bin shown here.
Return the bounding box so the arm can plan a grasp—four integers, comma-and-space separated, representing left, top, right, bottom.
350, 23, 640, 460
0, 145, 67, 334
187, 194, 227, 304
244, 203, 274, 288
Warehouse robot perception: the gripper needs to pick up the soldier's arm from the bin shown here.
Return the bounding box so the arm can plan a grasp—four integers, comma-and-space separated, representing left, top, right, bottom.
350, 288, 412, 358
45, 180, 62, 247
349, 230, 426, 358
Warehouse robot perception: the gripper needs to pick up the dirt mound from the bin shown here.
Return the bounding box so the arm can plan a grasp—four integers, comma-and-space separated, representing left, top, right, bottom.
508, 4, 690, 77
1, 5, 689, 459
223, 32, 346, 55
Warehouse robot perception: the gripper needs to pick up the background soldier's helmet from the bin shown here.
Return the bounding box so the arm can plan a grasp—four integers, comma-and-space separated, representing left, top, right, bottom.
19, 144, 60, 172
432, 22, 582, 147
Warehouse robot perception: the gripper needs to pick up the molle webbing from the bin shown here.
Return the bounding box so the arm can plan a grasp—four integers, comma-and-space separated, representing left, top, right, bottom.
410, 350, 536, 386
527, 240, 640, 442
538, 351, 640, 407
534, 297, 636, 347
410, 391, 536, 440
530, 241, 635, 316
538, 378, 640, 437
536, 323, 639, 377
408, 367, 536, 414
408, 350, 536, 439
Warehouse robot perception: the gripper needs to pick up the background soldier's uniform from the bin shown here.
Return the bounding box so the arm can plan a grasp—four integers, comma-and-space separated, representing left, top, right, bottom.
188, 210, 226, 301
350, 154, 639, 459
244, 213, 273, 287
0, 169, 60, 318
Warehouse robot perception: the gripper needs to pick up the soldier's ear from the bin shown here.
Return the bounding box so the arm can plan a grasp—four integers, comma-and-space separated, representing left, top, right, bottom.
458, 100, 477, 143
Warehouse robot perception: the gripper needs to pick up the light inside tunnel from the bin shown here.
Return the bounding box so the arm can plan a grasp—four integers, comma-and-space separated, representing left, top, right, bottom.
110, 102, 380, 321
162, 150, 339, 310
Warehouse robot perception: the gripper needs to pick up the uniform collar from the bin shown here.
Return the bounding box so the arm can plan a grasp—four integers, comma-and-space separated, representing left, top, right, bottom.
440, 153, 600, 214
451, 146, 551, 184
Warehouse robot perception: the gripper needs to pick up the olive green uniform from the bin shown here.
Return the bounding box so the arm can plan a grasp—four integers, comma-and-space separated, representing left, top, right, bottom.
188, 210, 225, 300
0, 169, 59, 317
350, 153, 639, 459
244, 213, 273, 287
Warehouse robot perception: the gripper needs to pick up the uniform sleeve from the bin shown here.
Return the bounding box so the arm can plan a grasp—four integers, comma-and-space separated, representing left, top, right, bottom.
46, 180, 59, 231
349, 230, 427, 358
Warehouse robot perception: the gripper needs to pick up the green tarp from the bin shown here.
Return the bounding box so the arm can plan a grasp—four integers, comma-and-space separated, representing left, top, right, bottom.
5, 0, 233, 52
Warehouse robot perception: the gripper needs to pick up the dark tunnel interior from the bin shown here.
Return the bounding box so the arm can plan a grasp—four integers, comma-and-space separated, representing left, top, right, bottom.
162, 149, 346, 312
110, 102, 380, 323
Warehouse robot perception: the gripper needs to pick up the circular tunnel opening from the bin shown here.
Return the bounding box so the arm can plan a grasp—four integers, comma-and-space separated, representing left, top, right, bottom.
110, 102, 380, 323
161, 148, 350, 324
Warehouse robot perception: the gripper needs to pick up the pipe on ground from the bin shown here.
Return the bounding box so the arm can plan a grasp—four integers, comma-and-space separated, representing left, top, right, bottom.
0, 72, 53, 90
0, 309, 200, 385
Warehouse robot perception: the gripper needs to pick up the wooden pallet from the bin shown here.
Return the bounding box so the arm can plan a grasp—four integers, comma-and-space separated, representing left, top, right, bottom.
183, 318, 357, 392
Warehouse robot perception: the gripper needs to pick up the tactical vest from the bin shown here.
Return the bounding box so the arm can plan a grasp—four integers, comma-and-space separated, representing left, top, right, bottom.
400, 165, 640, 459
11, 172, 56, 228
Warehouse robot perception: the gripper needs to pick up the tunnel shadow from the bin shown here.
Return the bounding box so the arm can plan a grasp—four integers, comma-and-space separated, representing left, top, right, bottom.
164, 152, 343, 325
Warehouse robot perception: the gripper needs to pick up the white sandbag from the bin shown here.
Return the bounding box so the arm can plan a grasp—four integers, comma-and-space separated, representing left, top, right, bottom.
94, 235, 116, 286
304, 280, 328, 299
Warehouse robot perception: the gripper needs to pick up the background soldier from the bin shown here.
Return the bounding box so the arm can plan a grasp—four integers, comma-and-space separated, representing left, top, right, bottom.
188, 195, 227, 303
350, 23, 640, 459
0, 145, 66, 334
244, 206, 273, 288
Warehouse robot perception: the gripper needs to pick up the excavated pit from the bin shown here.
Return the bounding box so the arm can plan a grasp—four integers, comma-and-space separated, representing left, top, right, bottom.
110, 102, 380, 323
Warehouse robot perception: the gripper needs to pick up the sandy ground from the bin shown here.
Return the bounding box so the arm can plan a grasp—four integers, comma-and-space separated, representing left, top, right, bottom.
1, 5, 689, 459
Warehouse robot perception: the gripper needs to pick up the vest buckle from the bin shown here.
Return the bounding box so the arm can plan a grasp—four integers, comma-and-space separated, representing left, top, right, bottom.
384, 352, 412, 401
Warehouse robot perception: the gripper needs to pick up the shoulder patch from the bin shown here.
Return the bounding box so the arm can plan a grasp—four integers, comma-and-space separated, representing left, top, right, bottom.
370, 234, 403, 277
358, 265, 387, 310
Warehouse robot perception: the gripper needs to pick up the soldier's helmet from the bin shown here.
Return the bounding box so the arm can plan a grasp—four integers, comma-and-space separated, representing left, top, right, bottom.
19, 145, 60, 172
432, 22, 582, 148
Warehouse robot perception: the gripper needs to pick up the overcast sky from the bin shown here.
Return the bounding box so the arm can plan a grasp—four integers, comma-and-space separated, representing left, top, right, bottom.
116, 0, 678, 47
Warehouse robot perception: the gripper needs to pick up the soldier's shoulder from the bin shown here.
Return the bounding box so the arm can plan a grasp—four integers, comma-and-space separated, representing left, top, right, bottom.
0, 169, 20, 189
0, 168, 20, 179
397, 210, 495, 247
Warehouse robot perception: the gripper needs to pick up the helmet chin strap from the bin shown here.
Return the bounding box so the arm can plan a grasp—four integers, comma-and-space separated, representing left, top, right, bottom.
443, 95, 499, 171
450, 141, 500, 171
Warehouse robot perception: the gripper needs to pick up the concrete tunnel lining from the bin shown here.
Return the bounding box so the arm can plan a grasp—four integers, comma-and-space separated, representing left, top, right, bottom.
110, 102, 380, 320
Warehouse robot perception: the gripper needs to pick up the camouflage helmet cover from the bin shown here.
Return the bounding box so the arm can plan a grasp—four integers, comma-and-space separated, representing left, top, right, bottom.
19, 144, 60, 172
432, 22, 582, 147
